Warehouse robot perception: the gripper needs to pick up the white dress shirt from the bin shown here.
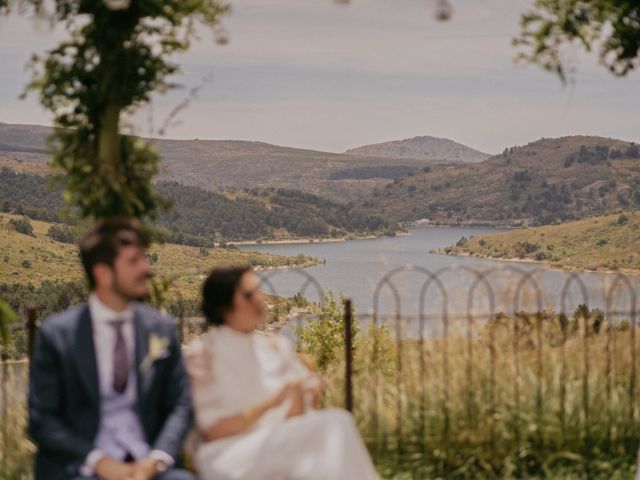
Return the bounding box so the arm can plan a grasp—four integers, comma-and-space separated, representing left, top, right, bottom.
80, 294, 174, 476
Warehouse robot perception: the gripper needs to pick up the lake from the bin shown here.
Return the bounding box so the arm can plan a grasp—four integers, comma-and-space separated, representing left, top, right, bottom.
241, 227, 639, 328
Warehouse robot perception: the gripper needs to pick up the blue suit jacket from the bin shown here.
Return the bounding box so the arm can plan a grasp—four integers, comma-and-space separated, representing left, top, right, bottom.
28, 303, 193, 480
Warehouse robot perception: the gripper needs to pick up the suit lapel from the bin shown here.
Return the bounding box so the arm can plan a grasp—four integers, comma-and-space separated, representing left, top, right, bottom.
75, 306, 99, 403
134, 309, 151, 403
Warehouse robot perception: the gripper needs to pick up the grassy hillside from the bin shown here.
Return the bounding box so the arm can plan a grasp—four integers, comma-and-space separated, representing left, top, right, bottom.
345, 135, 490, 163
357, 136, 640, 226
436, 210, 640, 273
0, 213, 317, 298
0, 168, 397, 244
0, 122, 442, 202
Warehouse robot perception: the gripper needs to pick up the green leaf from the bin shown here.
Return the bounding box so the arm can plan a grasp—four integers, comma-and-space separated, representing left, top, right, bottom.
0, 298, 19, 346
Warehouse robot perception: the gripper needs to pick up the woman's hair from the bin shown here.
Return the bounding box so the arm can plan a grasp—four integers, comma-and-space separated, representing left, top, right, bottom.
202, 265, 253, 326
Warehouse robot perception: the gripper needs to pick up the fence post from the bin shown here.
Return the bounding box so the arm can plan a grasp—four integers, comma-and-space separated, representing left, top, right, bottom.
344, 299, 354, 413
26, 306, 38, 361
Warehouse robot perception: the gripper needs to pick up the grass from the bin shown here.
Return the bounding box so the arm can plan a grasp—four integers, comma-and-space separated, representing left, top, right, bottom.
297, 297, 640, 479
436, 210, 640, 274
0, 212, 318, 300
0, 362, 33, 480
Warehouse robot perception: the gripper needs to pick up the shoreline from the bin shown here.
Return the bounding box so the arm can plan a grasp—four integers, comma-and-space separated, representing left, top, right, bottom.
228, 231, 408, 247
254, 260, 321, 271
404, 222, 518, 230
434, 250, 640, 277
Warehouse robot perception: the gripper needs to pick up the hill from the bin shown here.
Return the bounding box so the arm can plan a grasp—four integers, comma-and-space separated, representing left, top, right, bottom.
345, 135, 490, 163
0, 122, 443, 201
356, 136, 640, 226
435, 211, 640, 274
0, 167, 397, 244
0, 213, 316, 298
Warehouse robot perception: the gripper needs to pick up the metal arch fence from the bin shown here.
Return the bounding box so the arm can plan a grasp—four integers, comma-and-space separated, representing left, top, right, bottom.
252, 264, 640, 465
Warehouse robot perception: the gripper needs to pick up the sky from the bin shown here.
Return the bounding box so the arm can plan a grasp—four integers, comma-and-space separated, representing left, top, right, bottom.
0, 0, 639, 155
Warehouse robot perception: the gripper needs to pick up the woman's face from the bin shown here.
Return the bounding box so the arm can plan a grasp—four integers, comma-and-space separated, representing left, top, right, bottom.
226, 272, 266, 332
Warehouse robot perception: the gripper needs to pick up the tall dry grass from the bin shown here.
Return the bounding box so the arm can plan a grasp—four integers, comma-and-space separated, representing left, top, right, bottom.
298, 297, 640, 479
0, 362, 34, 480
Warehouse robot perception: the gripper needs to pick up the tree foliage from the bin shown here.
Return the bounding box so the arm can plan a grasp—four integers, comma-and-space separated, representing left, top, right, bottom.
0, 297, 19, 347
516, 0, 640, 81
0, 169, 397, 244
3, 0, 228, 220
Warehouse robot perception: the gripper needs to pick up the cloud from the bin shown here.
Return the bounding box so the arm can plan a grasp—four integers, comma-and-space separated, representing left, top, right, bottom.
0, 0, 638, 154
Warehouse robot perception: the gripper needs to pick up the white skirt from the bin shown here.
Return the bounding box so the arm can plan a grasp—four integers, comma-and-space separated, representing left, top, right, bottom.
195, 408, 378, 480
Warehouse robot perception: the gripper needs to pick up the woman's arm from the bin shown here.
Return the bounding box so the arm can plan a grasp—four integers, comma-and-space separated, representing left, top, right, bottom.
202, 382, 300, 441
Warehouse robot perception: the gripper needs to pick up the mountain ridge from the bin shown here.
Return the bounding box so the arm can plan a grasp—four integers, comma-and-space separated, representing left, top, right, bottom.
345, 135, 490, 163
0, 123, 490, 202
0, 122, 483, 201
356, 135, 640, 226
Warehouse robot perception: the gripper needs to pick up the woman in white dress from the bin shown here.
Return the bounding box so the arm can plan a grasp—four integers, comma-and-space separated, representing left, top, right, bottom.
185, 265, 378, 480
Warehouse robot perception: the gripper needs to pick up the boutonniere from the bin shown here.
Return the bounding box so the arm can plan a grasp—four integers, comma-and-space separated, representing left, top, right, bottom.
140, 334, 170, 374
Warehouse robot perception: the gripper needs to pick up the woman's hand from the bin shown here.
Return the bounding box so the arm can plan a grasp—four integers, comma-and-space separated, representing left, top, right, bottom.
270, 381, 300, 408
285, 381, 305, 418
304, 375, 324, 409
277, 378, 323, 417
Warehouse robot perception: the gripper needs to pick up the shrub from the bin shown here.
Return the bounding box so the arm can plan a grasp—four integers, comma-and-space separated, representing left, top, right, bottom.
617, 214, 629, 225
626, 143, 640, 159
513, 170, 532, 183
617, 192, 630, 206
563, 155, 575, 168
514, 240, 539, 257
46, 224, 77, 244
20, 260, 32, 269
8, 217, 35, 237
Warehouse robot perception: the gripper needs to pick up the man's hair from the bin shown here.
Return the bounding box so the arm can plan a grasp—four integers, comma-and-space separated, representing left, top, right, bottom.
79, 218, 150, 290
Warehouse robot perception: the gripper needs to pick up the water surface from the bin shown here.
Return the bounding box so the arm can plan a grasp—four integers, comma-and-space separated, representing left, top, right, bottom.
242, 228, 638, 323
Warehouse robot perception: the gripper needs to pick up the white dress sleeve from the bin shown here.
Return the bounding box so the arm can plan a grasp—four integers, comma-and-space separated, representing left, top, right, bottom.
184, 337, 232, 432
277, 335, 314, 380
271, 334, 322, 397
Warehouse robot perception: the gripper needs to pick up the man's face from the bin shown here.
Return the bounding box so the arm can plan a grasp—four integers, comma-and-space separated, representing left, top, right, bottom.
110, 244, 150, 301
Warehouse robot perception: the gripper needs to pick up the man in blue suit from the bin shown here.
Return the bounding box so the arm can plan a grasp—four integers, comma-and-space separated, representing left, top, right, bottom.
28, 219, 195, 480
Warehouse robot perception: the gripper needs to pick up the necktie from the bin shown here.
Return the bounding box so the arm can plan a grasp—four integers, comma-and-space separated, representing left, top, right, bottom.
110, 320, 130, 394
